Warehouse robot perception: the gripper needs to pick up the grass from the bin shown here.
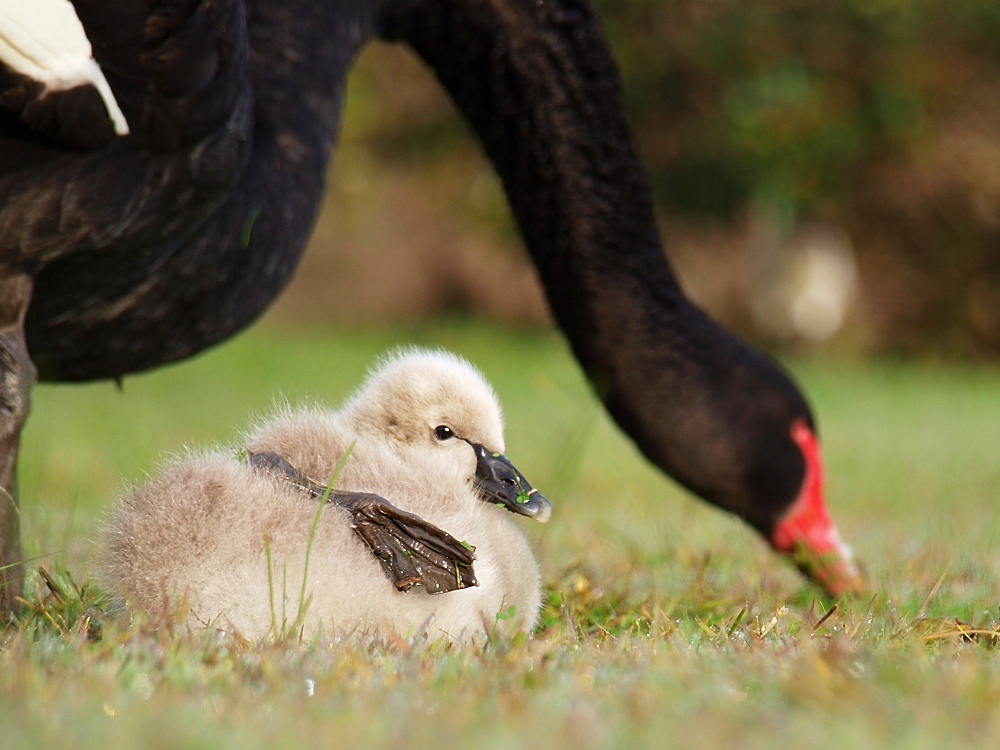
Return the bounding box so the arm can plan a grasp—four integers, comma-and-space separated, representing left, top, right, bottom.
6, 317, 1000, 748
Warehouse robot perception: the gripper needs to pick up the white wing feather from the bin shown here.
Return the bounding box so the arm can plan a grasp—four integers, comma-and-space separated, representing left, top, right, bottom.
0, 0, 129, 135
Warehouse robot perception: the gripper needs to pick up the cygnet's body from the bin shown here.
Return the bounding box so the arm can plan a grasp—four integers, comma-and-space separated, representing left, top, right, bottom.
101, 350, 545, 644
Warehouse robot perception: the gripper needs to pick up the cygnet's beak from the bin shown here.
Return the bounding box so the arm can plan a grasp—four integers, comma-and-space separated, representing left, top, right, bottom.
468, 442, 552, 523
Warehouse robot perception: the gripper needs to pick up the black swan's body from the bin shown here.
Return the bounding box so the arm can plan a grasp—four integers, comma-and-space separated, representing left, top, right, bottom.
0, 0, 862, 609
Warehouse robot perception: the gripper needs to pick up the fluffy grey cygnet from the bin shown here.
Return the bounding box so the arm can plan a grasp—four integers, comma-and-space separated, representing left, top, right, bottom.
100, 349, 548, 644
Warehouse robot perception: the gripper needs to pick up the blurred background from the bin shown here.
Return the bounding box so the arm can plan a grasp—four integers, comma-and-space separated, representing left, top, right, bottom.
270, 0, 1000, 357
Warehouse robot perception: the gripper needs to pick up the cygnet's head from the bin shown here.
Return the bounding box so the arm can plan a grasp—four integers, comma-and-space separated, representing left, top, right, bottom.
345, 348, 551, 522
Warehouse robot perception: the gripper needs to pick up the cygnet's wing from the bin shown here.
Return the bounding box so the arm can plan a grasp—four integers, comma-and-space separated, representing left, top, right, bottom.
347, 499, 479, 594
248, 452, 478, 595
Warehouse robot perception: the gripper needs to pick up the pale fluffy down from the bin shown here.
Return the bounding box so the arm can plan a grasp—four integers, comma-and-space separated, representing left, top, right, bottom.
100, 349, 541, 644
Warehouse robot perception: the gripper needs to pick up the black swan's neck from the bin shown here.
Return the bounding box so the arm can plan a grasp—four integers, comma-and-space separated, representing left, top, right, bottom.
380, 0, 823, 535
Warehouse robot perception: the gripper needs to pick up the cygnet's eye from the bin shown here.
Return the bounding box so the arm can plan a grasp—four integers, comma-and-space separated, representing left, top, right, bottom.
434, 425, 455, 441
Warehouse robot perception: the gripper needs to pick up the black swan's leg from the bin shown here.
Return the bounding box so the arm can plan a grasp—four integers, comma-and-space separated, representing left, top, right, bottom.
379, 0, 862, 595
0, 274, 36, 613
248, 452, 478, 594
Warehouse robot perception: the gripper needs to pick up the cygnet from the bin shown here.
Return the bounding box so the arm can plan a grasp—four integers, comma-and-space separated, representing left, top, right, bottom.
100, 349, 551, 644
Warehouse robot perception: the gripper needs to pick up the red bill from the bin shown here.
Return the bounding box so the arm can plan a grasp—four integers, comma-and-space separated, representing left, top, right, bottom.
771, 419, 865, 596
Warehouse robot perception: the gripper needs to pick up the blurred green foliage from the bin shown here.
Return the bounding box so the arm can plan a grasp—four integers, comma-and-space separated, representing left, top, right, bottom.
349, 0, 1000, 224
306, 0, 1000, 353
597, 0, 995, 222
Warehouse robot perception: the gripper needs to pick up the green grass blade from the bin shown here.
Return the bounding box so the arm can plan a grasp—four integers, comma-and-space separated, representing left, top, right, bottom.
292, 442, 356, 634
264, 533, 279, 643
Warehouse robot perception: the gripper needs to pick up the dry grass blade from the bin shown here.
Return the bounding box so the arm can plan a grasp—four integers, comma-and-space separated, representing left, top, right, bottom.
812, 604, 838, 633
917, 561, 952, 620
695, 618, 717, 639
38, 566, 67, 602
758, 607, 787, 638
848, 593, 878, 639
920, 628, 998, 642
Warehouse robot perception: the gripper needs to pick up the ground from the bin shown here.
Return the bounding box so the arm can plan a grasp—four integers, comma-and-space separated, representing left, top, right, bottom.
4, 318, 1000, 748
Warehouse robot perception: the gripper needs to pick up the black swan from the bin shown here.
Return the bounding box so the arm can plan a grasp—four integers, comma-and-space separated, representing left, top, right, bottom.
0, 0, 862, 610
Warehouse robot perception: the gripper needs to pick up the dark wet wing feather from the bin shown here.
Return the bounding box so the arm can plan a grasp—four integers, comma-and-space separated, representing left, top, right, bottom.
248, 451, 479, 595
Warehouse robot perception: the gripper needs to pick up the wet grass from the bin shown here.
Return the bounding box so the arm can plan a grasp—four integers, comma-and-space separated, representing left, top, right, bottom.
7, 318, 1000, 748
